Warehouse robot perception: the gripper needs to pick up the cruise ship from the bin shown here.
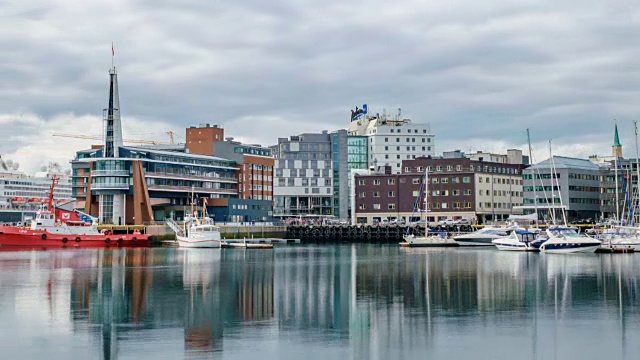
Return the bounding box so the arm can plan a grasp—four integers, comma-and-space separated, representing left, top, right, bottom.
0, 158, 73, 224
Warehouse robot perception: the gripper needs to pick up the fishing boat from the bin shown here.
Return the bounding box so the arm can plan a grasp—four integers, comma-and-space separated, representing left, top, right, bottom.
0, 176, 150, 248
169, 192, 221, 248
492, 229, 544, 251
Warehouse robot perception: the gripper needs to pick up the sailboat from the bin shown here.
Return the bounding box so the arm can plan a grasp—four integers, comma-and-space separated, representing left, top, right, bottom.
538, 140, 601, 253
400, 167, 457, 247
177, 192, 221, 248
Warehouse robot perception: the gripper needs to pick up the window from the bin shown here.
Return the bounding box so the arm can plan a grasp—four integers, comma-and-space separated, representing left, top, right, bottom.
405, 167, 411, 172
436, 166, 443, 171
385, 146, 388, 150
453, 190, 460, 196
412, 178, 421, 184
441, 177, 448, 184
463, 176, 470, 183
388, 191, 395, 197
373, 191, 380, 197
373, 179, 381, 185
388, 178, 395, 185
441, 202, 448, 209
396, 138, 400, 142
373, 204, 381, 210
456, 165, 462, 171
388, 203, 396, 210
464, 189, 471, 195
432, 177, 439, 184
452, 177, 459, 183
412, 190, 420, 197
359, 192, 366, 198
359, 204, 366, 210
385, 138, 389, 142
358, 179, 366, 185
446, 165, 452, 171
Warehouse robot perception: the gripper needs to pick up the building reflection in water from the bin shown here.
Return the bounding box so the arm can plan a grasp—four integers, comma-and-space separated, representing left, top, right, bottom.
0, 246, 638, 359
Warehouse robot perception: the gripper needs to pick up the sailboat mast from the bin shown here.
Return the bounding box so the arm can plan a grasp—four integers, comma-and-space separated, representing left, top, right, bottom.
527, 129, 538, 224
635, 121, 640, 226
424, 167, 429, 222
548, 140, 556, 225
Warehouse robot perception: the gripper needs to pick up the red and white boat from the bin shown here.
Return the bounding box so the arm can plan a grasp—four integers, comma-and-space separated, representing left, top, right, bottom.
0, 176, 151, 248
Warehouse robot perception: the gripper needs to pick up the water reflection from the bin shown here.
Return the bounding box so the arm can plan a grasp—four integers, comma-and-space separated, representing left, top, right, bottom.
0, 246, 638, 359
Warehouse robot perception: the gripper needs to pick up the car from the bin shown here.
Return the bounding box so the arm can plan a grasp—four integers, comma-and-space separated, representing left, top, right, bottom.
438, 219, 455, 225
455, 219, 470, 225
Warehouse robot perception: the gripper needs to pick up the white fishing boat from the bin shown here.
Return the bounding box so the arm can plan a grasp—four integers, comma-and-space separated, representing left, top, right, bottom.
167, 190, 221, 248
538, 227, 601, 253
492, 229, 544, 251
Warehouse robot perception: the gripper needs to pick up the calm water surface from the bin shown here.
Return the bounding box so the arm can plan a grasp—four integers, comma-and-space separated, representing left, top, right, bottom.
0, 245, 639, 360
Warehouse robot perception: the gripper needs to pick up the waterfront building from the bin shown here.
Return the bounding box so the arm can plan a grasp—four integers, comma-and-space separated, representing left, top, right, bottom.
519, 156, 601, 222
271, 131, 348, 219
72, 68, 272, 224
353, 150, 525, 224
347, 107, 435, 174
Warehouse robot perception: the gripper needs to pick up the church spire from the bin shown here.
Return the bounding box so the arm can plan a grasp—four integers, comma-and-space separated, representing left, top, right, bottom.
612, 123, 623, 158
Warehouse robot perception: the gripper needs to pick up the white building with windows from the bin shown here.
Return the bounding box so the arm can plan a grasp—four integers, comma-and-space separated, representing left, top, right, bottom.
348, 111, 435, 174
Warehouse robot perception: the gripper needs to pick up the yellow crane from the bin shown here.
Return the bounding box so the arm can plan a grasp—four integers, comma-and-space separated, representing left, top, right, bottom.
52, 133, 173, 145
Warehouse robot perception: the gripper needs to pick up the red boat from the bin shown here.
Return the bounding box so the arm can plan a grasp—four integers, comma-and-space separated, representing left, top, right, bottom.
0, 176, 151, 248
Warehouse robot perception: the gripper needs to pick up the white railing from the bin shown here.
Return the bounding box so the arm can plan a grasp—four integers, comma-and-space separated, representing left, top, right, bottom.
91, 183, 129, 190
91, 170, 129, 176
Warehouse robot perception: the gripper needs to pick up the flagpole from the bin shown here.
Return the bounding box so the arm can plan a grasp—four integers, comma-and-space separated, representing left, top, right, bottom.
111, 42, 114, 69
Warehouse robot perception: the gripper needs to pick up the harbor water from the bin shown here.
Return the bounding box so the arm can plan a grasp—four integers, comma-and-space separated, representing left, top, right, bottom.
0, 245, 639, 359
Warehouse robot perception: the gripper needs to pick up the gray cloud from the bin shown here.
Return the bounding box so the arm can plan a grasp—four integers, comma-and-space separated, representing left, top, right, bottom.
1, 0, 640, 171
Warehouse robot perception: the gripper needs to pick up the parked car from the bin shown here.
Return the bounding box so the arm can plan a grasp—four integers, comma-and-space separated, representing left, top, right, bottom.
438, 219, 455, 225
455, 219, 470, 225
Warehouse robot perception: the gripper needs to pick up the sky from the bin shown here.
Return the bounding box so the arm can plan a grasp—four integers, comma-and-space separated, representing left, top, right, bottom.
1, 0, 640, 173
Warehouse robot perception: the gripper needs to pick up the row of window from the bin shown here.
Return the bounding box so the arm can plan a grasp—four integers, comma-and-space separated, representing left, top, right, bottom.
277, 178, 332, 186
382, 137, 431, 143
406, 165, 521, 175
389, 128, 430, 134
479, 190, 523, 197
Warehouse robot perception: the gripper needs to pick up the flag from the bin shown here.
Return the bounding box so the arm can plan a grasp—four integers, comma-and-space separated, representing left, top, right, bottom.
112, 42, 114, 56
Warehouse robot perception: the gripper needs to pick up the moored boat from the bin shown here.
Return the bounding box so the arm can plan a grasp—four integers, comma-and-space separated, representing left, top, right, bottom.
401, 230, 458, 247
538, 227, 601, 253
0, 177, 150, 248
453, 226, 515, 246
492, 229, 544, 251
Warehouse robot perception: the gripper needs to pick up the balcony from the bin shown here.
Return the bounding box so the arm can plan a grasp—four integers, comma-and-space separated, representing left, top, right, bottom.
148, 185, 238, 195
145, 171, 237, 183
91, 170, 129, 177
91, 183, 130, 190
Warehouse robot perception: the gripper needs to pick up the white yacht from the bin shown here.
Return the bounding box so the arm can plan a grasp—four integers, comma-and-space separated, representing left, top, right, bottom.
538, 227, 601, 253
492, 229, 545, 251
453, 226, 515, 246
401, 230, 457, 247
598, 227, 640, 251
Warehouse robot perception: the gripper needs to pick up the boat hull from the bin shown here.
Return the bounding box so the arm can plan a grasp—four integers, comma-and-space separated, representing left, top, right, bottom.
540, 244, 600, 253
177, 235, 221, 248
453, 238, 496, 246
0, 226, 150, 248
493, 243, 539, 251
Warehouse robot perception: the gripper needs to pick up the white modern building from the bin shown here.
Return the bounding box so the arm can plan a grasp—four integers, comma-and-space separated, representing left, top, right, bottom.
348, 109, 435, 174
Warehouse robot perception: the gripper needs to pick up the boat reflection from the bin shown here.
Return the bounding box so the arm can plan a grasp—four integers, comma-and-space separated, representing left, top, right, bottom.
0, 246, 637, 359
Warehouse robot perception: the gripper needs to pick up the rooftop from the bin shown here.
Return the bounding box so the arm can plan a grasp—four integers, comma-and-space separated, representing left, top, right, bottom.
528, 156, 601, 171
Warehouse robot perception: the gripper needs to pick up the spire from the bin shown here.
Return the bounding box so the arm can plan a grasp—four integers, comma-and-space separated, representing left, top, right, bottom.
613, 124, 622, 147
612, 123, 623, 158
104, 67, 123, 158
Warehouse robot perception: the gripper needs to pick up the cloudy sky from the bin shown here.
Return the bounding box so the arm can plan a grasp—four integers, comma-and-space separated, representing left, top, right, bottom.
1, 0, 639, 172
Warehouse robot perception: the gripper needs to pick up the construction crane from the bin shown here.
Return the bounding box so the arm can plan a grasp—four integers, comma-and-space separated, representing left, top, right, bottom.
52, 133, 171, 145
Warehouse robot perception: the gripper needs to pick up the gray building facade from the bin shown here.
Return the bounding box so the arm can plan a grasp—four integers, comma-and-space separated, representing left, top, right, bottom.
521, 156, 601, 222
